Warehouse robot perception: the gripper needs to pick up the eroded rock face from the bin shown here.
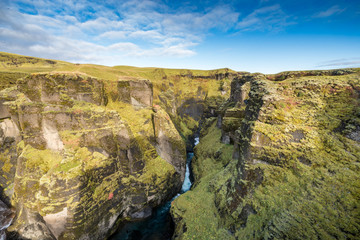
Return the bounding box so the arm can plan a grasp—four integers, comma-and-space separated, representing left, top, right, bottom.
171, 70, 360, 239
0, 73, 186, 240
108, 79, 153, 107
153, 107, 186, 182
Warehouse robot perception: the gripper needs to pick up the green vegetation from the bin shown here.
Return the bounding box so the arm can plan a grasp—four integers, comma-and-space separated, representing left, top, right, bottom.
230, 74, 360, 239
172, 71, 360, 240
171, 121, 234, 240
22, 145, 63, 173
2, 51, 359, 240
0, 51, 232, 142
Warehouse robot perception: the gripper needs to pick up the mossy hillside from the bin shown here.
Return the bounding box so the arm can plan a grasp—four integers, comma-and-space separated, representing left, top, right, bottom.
223, 73, 360, 239
235, 161, 360, 239
2, 52, 232, 118
172, 71, 360, 239
0, 52, 72, 74
0, 52, 234, 96
171, 121, 234, 240
232, 75, 359, 239
265, 68, 359, 82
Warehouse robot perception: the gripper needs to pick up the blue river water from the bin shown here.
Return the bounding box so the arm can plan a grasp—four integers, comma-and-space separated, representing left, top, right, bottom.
110, 137, 199, 240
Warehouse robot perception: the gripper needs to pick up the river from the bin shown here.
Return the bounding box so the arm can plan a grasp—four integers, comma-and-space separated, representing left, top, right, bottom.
110, 137, 199, 240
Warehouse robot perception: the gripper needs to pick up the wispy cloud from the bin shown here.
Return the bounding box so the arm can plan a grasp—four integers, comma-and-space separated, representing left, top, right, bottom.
0, 0, 302, 66
313, 5, 346, 18
316, 58, 360, 67
0, 0, 241, 64
236, 4, 294, 32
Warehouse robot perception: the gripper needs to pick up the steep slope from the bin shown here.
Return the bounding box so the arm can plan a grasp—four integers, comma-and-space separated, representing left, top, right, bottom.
171, 69, 360, 239
0, 72, 186, 239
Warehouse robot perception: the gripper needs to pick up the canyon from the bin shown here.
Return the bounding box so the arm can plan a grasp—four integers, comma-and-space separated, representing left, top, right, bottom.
0, 52, 359, 239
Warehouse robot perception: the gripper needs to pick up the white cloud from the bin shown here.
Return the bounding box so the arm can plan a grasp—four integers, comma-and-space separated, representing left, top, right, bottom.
317, 58, 360, 67
108, 42, 139, 52
236, 4, 293, 32
1, 0, 243, 64
128, 30, 163, 40
314, 5, 346, 18
160, 44, 196, 57
0, 0, 298, 66
99, 31, 127, 40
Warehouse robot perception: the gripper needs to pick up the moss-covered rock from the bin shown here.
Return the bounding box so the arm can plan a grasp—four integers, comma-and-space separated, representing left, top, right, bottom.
0, 73, 186, 240
171, 70, 360, 239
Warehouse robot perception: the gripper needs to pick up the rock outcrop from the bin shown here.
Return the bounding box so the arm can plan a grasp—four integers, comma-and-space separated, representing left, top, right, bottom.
171, 70, 360, 239
0, 73, 186, 239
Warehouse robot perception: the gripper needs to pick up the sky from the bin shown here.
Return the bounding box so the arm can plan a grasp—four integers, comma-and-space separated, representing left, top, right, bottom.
0, 0, 360, 73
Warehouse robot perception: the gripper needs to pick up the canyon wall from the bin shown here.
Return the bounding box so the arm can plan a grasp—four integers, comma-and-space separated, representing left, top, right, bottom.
171, 69, 360, 239
0, 73, 186, 239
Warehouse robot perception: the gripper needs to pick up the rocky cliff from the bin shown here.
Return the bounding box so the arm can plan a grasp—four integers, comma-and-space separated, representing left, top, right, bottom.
1, 52, 359, 240
171, 69, 360, 239
139, 68, 235, 150
0, 52, 235, 150
0, 73, 186, 239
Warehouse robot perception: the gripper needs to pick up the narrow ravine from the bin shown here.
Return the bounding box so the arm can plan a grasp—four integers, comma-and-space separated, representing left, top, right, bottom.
110, 137, 199, 240
0, 200, 15, 240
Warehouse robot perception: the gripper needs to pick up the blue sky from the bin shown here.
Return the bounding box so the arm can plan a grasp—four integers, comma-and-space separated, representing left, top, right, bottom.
0, 0, 359, 73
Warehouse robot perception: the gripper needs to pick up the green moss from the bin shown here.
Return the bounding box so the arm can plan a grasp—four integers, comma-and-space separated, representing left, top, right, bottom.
105, 99, 153, 137
55, 160, 81, 172
171, 122, 234, 239
139, 156, 176, 185
172, 72, 360, 240
1, 161, 12, 173
236, 162, 360, 239
172, 175, 234, 240
22, 145, 63, 173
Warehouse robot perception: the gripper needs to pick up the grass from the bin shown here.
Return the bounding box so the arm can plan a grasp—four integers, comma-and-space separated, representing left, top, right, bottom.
171, 121, 234, 240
